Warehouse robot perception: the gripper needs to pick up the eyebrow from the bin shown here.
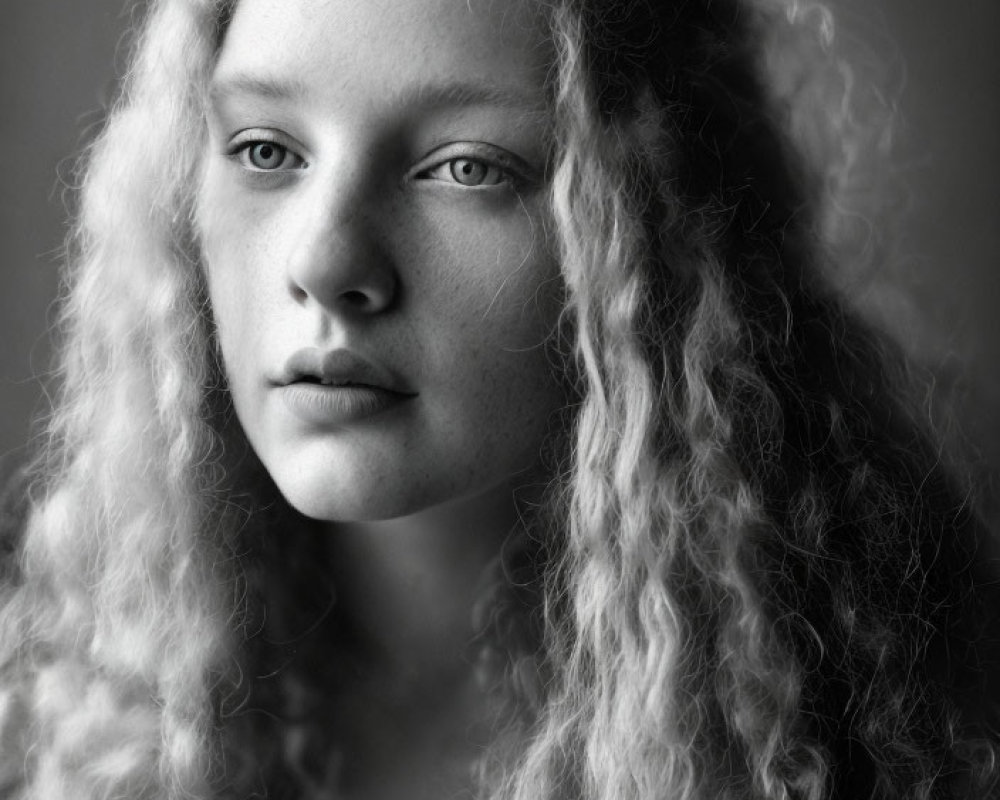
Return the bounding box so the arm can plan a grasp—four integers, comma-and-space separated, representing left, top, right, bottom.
209, 74, 310, 103
409, 80, 546, 112
208, 72, 546, 113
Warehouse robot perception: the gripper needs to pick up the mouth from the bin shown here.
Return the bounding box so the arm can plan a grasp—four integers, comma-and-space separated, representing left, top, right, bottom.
275, 348, 415, 393
274, 348, 416, 425
291, 375, 388, 390
279, 381, 416, 426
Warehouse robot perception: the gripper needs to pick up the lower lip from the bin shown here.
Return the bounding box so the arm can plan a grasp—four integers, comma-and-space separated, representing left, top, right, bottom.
278, 383, 414, 426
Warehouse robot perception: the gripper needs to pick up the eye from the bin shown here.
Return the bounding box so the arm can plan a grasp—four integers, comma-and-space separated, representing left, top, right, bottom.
231, 140, 305, 172
422, 157, 508, 187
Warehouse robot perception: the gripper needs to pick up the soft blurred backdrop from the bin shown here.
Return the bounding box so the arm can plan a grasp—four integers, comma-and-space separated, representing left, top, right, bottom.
2, 1, 999, 506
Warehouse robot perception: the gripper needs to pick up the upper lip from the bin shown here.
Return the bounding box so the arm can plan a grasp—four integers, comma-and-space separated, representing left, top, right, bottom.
274, 348, 415, 394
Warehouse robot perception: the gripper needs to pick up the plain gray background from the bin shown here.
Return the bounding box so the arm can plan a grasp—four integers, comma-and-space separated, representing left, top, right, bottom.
2, 2, 999, 496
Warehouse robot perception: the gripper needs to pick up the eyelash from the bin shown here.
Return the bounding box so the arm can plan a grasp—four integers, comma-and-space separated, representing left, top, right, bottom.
225, 135, 526, 189
417, 157, 514, 188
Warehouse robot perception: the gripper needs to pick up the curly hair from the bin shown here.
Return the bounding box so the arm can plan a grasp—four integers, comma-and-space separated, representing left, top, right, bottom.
0, 1, 996, 799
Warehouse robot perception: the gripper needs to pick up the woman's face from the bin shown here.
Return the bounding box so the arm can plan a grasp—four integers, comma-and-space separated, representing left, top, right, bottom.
197, 0, 563, 521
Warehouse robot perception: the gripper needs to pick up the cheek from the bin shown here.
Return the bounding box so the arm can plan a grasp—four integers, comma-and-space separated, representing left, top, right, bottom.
202, 245, 248, 376
415, 195, 561, 346
198, 194, 276, 383
421, 210, 565, 458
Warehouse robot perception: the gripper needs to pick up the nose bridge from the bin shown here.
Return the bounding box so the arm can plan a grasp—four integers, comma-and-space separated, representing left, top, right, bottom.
289, 169, 359, 265
285, 155, 395, 313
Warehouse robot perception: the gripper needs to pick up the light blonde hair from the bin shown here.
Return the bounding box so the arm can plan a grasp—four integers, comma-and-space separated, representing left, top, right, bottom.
0, 1, 236, 796
0, 1, 996, 798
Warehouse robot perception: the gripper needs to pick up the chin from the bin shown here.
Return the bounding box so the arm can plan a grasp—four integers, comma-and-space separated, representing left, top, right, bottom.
251, 429, 547, 525
270, 468, 447, 523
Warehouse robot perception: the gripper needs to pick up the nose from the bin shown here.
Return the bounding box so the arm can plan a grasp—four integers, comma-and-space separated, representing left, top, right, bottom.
284, 172, 397, 315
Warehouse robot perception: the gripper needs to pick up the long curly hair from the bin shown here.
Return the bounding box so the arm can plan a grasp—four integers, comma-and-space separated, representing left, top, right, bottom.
0, 1, 996, 799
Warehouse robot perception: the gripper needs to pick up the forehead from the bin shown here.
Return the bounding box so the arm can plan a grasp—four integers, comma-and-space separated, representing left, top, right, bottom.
214, 0, 553, 107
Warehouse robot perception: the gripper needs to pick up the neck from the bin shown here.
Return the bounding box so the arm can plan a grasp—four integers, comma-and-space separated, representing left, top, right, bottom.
325, 478, 534, 684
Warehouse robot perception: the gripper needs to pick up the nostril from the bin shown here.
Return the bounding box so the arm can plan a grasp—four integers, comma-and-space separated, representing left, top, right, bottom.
340, 290, 370, 308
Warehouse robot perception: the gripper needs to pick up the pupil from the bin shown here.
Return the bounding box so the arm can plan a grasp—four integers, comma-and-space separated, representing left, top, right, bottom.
251, 143, 281, 169
452, 159, 486, 185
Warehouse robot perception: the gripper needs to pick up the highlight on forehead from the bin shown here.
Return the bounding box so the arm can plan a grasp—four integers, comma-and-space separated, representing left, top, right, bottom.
207, 0, 557, 115
207, 71, 551, 117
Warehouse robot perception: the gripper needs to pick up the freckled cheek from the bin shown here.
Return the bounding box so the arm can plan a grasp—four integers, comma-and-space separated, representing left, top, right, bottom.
457, 338, 562, 475
416, 209, 562, 417
425, 213, 560, 347
456, 256, 564, 425
479, 256, 561, 354
200, 230, 271, 391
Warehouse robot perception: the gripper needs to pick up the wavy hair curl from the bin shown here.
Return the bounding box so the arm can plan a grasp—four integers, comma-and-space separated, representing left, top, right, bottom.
0, 1, 996, 799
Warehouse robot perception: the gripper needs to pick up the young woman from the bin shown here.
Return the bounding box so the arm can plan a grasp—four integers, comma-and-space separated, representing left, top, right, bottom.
1, 0, 997, 798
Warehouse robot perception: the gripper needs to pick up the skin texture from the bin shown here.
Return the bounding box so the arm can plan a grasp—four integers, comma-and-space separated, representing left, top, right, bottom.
198, 0, 563, 525
197, 3, 562, 794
